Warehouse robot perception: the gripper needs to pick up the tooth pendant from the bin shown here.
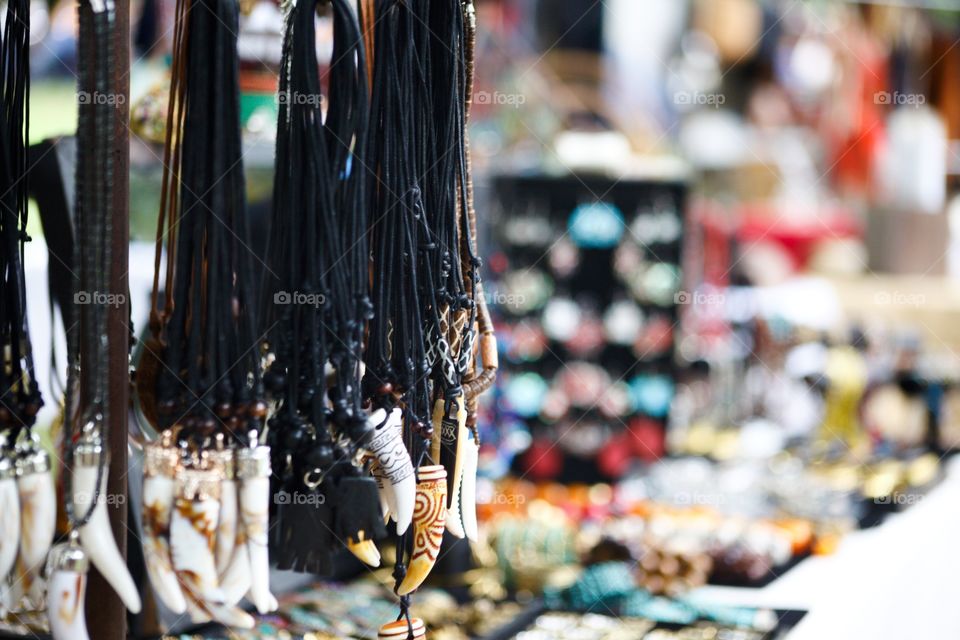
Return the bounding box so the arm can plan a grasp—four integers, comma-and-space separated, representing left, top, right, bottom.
430, 393, 467, 539
396, 465, 446, 595
211, 448, 237, 577
379, 617, 427, 640
14, 449, 57, 606
141, 439, 187, 614
365, 408, 415, 534
236, 443, 277, 614
219, 528, 251, 606
71, 442, 142, 614
170, 464, 224, 606
460, 433, 480, 542
367, 456, 394, 523
0, 456, 21, 582
347, 529, 382, 567
46, 542, 90, 640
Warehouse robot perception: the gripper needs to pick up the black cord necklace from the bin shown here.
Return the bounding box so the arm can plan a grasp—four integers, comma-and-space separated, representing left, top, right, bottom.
264, 0, 384, 575
0, 0, 42, 445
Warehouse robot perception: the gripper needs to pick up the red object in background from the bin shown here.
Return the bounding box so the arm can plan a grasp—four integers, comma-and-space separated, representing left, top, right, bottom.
522, 438, 563, 481
736, 205, 861, 270
597, 432, 633, 478
627, 417, 665, 462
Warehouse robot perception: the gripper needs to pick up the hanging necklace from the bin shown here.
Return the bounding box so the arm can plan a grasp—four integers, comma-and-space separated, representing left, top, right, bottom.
263, 0, 386, 575
48, 2, 143, 639
0, 0, 57, 615
136, 0, 273, 627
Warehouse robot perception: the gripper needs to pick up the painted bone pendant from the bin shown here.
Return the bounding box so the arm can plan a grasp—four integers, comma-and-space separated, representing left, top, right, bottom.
46, 541, 90, 640
141, 437, 187, 614
396, 465, 447, 595
236, 442, 278, 614
430, 393, 467, 538
364, 408, 415, 534
72, 437, 142, 614
13, 447, 57, 606
379, 617, 427, 640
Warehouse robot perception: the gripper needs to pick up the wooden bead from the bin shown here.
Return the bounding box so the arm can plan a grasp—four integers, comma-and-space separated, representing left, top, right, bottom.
378, 618, 425, 640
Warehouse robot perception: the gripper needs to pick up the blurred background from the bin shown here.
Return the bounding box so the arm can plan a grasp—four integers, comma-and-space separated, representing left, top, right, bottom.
18, 0, 960, 638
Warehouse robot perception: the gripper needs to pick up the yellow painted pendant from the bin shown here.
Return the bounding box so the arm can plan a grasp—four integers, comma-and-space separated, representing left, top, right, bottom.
396, 465, 447, 595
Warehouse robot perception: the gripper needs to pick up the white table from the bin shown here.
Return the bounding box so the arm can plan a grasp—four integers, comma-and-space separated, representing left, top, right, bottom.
692, 456, 960, 638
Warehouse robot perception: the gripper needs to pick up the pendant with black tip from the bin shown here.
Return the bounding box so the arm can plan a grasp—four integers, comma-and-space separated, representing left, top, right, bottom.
430, 390, 467, 539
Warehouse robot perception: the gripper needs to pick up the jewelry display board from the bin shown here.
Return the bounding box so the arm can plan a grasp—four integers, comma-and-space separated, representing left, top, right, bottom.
487, 174, 686, 482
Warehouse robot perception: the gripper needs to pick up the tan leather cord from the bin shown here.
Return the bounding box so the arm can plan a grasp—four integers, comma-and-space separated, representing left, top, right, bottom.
149, 0, 189, 338
360, 0, 375, 95
458, 0, 497, 429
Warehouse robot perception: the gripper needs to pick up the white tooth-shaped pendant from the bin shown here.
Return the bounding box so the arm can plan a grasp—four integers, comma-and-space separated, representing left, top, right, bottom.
368, 457, 394, 522
170, 462, 224, 606
236, 443, 277, 614
460, 434, 480, 542
46, 542, 90, 640
212, 450, 237, 577
141, 438, 188, 614
72, 439, 142, 614
0, 456, 21, 581
365, 408, 415, 534
220, 529, 251, 606
182, 587, 256, 629
14, 448, 57, 606
431, 394, 467, 539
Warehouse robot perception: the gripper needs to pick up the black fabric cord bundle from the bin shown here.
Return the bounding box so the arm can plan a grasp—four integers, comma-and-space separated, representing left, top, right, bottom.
152, 0, 265, 448
0, 0, 42, 441
264, 0, 383, 574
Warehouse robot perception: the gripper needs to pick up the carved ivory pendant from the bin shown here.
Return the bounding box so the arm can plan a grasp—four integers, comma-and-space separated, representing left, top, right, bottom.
13, 448, 57, 606
171, 462, 224, 606
236, 443, 277, 614
141, 438, 187, 614
46, 543, 90, 640
365, 408, 415, 534
71, 438, 142, 614
0, 456, 21, 583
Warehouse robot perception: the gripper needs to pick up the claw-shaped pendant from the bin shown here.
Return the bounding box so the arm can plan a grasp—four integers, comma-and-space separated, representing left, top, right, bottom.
430, 393, 467, 538
347, 532, 382, 567
459, 432, 479, 542
211, 447, 237, 577
236, 442, 277, 614
0, 454, 21, 582
219, 527, 251, 606
46, 539, 90, 640
365, 408, 415, 534
13, 446, 57, 606
379, 617, 427, 640
368, 456, 394, 522
141, 435, 187, 614
72, 435, 142, 614
170, 457, 224, 607
396, 465, 446, 595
